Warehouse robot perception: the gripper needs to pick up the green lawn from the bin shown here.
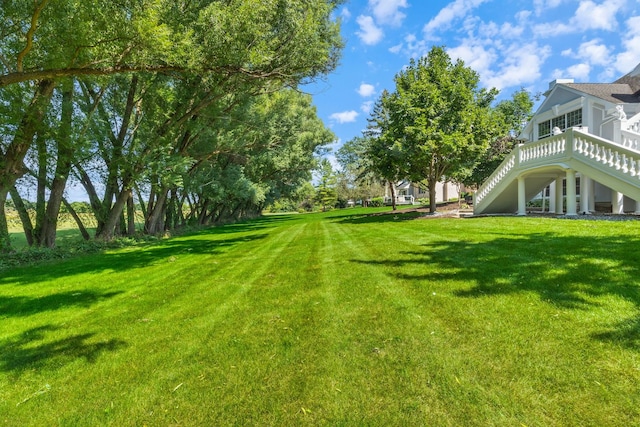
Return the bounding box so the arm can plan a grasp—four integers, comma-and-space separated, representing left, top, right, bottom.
1, 208, 639, 426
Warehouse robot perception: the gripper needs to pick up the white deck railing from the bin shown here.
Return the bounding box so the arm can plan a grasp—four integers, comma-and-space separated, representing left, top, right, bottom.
474, 127, 640, 213
624, 112, 640, 133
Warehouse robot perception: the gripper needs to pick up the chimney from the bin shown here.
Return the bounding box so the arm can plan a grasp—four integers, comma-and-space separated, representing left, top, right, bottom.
548, 78, 574, 91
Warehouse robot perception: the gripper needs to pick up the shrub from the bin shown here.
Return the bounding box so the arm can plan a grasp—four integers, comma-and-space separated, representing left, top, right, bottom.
369, 197, 384, 207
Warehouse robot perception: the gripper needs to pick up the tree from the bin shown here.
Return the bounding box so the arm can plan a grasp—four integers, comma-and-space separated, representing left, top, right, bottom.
242, 90, 336, 208
315, 159, 337, 211
0, 1, 344, 248
0, 79, 55, 251
464, 89, 536, 188
363, 92, 407, 211
384, 46, 499, 213
0, 1, 343, 87
336, 136, 385, 206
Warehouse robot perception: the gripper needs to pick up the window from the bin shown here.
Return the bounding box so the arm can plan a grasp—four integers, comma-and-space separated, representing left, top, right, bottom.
537, 108, 582, 140
538, 121, 551, 139
552, 115, 566, 130
566, 109, 582, 128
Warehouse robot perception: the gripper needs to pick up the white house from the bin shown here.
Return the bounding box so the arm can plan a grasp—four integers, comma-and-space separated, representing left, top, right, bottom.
384, 180, 462, 206
474, 63, 640, 216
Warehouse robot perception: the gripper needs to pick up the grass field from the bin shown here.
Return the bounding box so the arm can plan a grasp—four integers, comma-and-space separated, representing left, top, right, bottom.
1, 208, 639, 426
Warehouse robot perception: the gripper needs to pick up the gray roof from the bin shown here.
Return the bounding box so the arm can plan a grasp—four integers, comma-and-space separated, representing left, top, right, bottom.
557, 64, 640, 104
614, 63, 640, 94
562, 83, 640, 104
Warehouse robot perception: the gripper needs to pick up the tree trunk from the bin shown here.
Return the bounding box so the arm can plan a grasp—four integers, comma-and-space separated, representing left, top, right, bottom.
388, 180, 397, 211
0, 191, 10, 252
428, 179, 438, 213
34, 131, 48, 243
39, 80, 75, 248
165, 189, 176, 230
75, 163, 104, 233
145, 187, 168, 234
177, 193, 188, 227
0, 79, 55, 251
62, 197, 91, 241
97, 186, 132, 240
126, 194, 136, 236
9, 186, 34, 246
198, 200, 210, 225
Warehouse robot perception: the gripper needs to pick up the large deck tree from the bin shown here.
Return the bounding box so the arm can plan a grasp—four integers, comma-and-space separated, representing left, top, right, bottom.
384, 46, 499, 213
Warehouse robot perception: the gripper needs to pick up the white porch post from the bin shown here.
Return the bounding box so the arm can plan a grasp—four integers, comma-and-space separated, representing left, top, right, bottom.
549, 181, 556, 213
612, 191, 624, 214
555, 178, 564, 215
580, 175, 591, 214
635, 199, 640, 215
589, 178, 596, 212
566, 169, 577, 216
517, 176, 527, 216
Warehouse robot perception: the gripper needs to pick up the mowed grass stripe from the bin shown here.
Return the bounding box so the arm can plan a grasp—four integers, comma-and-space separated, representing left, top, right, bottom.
1, 210, 640, 425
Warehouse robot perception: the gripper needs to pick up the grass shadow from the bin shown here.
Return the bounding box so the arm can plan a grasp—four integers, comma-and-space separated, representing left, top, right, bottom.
0, 325, 127, 374
0, 290, 123, 318
351, 232, 640, 348
592, 315, 640, 349
334, 210, 427, 225
1, 231, 269, 285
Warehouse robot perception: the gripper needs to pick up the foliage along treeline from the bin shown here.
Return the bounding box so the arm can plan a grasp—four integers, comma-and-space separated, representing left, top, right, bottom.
337, 46, 535, 212
0, 0, 344, 251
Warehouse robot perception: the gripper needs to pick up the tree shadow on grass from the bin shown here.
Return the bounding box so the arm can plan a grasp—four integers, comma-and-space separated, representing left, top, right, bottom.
0, 232, 269, 286
0, 325, 126, 374
191, 214, 300, 235
592, 315, 640, 349
1, 214, 297, 285
351, 232, 640, 348
0, 290, 123, 318
333, 210, 427, 224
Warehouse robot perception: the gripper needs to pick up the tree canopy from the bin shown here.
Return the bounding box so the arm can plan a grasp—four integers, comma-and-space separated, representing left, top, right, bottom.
463, 89, 536, 188
0, 0, 343, 250
350, 46, 515, 213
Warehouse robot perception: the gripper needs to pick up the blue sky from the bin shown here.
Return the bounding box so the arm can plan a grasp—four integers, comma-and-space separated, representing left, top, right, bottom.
304, 0, 640, 165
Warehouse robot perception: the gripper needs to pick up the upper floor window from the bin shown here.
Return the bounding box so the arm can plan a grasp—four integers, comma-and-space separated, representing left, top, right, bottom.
537, 108, 582, 140
538, 121, 551, 139
566, 109, 582, 128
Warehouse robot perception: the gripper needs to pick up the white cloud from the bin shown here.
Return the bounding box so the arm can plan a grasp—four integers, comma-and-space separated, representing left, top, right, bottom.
564, 39, 611, 66
573, 0, 624, 31
533, 0, 625, 37
477, 20, 524, 40
447, 42, 497, 79
532, 21, 571, 37
357, 83, 376, 97
402, 34, 429, 59
356, 15, 384, 45
483, 43, 552, 90
389, 43, 403, 54
361, 101, 374, 114
532, 0, 564, 17
369, 0, 408, 27
615, 16, 640, 74
330, 110, 359, 124
515, 10, 532, 22
423, 0, 490, 39
566, 63, 592, 80
340, 7, 351, 21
